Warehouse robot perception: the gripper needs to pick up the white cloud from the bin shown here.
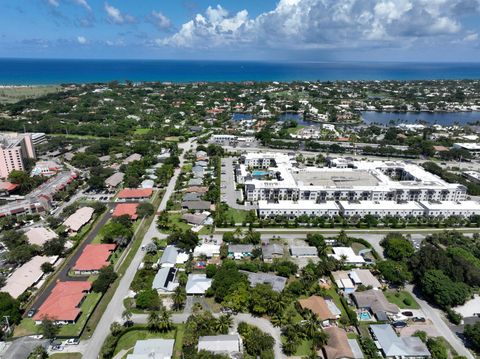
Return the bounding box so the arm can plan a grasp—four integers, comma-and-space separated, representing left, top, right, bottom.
47, 0, 60, 6
159, 0, 478, 51
73, 0, 91, 12
77, 35, 88, 44
149, 11, 172, 30
463, 32, 479, 42
104, 2, 135, 25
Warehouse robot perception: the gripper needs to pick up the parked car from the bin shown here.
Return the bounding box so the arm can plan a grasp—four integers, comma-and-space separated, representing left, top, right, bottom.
392, 321, 407, 329
412, 317, 426, 323
51, 345, 64, 351
402, 311, 414, 317
65, 338, 79, 345
27, 309, 36, 318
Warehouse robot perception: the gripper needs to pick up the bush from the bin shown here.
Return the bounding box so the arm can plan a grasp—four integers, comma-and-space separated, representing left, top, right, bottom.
403, 297, 413, 306
446, 308, 463, 325
136, 289, 160, 310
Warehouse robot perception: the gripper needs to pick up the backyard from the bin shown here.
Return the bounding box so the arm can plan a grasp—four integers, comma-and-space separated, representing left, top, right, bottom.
384, 290, 420, 309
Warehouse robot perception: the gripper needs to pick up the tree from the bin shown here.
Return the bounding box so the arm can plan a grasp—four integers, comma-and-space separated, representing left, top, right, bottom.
377, 260, 413, 285
122, 308, 132, 323
172, 286, 186, 310
464, 321, 480, 352
43, 237, 66, 256
427, 337, 448, 359
136, 289, 160, 310
8, 170, 38, 194
137, 202, 155, 218
92, 265, 118, 293
167, 230, 199, 251
158, 309, 173, 332
28, 345, 48, 359
110, 321, 123, 336
380, 233, 414, 261
7, 244, 37, 265
40, 316, 59, 339
147, 311, 161, 332
419, 269, 471, 309
40, 262, 54, 274
0, 292, 22, 325
215, 314, 233, 334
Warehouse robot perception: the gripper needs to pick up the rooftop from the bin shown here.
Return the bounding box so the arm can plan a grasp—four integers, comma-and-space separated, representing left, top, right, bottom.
73, 244, 116, 271
118, 188, 153, 199
112, 203, 139, 220
241, 270, 287, 292
186, 274, 212, 294
24, 226, 57, 246
33, 281, 91, 322
63, 206, 94, 232
370, 324, 430, 357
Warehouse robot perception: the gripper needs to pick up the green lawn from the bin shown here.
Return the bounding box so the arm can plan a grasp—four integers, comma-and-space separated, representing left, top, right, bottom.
173, 324, 185, 359
324, 287, 349, 318
286, 125, 305, 135
114, 327, 177, 356
134, 128, 151, 135
224, 207, 250, 223
160, 213, 192, 233
59, 292, 102, 337
0, 85, 60, 103
50, 354, 82, 359
384, 290, 420, 309
14, 318, 39, 337
281, 336, 312, 356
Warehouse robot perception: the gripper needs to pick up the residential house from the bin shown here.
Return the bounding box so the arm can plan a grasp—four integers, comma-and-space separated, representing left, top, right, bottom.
228, 244, 255, 260
323, 327, 364, 359
197, 334, 241, 356
193, 243, 220, 258
186, 274, 212, 295
298, 295, 341, 327
262, 243, 284, 262
182, 213, 209, 226
370, 324, 430, 358
126, 339, 175, 359
329, 247, 365, 266
152, 267, 177, 293
352, 290, 399, 319
159, 246, 178, 268
241, 271, 287, 292
290, 245, 318, 258
181, 201, 212, 211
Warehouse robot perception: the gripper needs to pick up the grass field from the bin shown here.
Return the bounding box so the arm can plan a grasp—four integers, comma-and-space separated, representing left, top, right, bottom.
286, 125, 305, 135
224, 207, 250, 223
384, 290, 420, 309
50, 353, 82, 359
0, 85, 61, 103
134, 128, 151, 135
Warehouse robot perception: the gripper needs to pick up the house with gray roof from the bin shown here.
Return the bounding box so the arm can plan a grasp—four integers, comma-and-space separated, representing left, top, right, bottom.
241, 270, 287, 292
181, 200, 212, 211
290, 245, 318, 257
370, 324, 430, 358
152, 267, 177, 292
182, 213, 209, 225
105, 172, 124, 189
262, 243, 284, 262
186, 274, 212, 295
159, 246, 178, 268
126, 338, 175, 359
228, 244, 255, 259
183, 192, 202, 202
352, 290, 399, 318
197, 334, 241, 356
188, 178, 203, 186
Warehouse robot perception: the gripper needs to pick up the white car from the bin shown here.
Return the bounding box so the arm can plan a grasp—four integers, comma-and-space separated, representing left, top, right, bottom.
65, 338, 80, 345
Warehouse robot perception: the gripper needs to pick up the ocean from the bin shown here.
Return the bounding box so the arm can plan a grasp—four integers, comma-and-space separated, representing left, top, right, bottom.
1, 59, 480, 85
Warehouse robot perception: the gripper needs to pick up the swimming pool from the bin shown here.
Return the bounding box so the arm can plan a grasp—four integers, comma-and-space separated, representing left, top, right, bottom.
252, 170, 269, 176
359, 312, 372, 321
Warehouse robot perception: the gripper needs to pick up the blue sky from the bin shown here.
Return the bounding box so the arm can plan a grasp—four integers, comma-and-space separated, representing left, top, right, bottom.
1, 0, 480, 61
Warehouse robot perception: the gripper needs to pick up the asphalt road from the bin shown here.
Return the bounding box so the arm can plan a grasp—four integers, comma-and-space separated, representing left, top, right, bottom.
405, 285, 475, 359
83, 138, 195, 359
28, 206, 113, 314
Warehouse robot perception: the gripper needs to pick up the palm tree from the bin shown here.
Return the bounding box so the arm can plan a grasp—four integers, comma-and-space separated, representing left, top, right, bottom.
147, 311, 161, 332
303, 311, 320, 339
172, 286, 186, 310
215, 314, 233, 334
270, 313, 285, 328
312, 330, 329, 350
158, 310, 172, 332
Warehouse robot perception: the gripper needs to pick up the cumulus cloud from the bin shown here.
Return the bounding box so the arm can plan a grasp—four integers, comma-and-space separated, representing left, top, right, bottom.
159, 0, 479, 51
104, 2, 135, 25
77, 35, 88, 44
148, 11, 172, 31
73, 0, 91, 12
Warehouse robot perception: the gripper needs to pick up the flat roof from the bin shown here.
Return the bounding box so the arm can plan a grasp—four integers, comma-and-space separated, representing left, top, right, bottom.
24, 227, 57, 246
2, 256, 57, 299
339, 200, 425, 210
419, 200, 480, 210
113, 203, 139, 220
63, 206, 94, 232
33, 281, 91, 321
73, 244, 116, 271
258, 200, 340, 210
293, 169, 379, 187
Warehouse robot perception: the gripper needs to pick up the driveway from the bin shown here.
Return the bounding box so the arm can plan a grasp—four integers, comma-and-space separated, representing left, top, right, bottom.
406, 285, 474, 359
220, 157, 256, 211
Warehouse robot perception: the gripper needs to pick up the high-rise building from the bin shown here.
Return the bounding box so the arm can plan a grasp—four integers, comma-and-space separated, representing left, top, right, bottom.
0, 133, 36, 178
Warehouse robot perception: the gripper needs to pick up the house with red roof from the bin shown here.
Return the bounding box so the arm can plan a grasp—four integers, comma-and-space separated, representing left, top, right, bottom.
112, 203, 139, 220
118, 188, 153, 200
33, 281, 91, 324
73, 244, 117, 275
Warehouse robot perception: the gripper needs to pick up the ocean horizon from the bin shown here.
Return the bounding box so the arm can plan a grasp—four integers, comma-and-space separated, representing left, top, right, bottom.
2, 58, 480, 85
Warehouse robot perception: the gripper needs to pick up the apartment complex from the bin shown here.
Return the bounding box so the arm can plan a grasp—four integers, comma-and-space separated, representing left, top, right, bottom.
0, 133, 36, 178
238, 153, 466, 203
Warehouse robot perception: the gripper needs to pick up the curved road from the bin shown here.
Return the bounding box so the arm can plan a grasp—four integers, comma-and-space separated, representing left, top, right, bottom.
82, 138, 195, 359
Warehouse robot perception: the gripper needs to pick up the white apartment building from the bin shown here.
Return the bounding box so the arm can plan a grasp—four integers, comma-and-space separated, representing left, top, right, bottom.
239, 153, 466, 203
453, 143, 480, 158
338, 200, 425, 218
257, 200, 340, 218
419, 200, 480, 218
